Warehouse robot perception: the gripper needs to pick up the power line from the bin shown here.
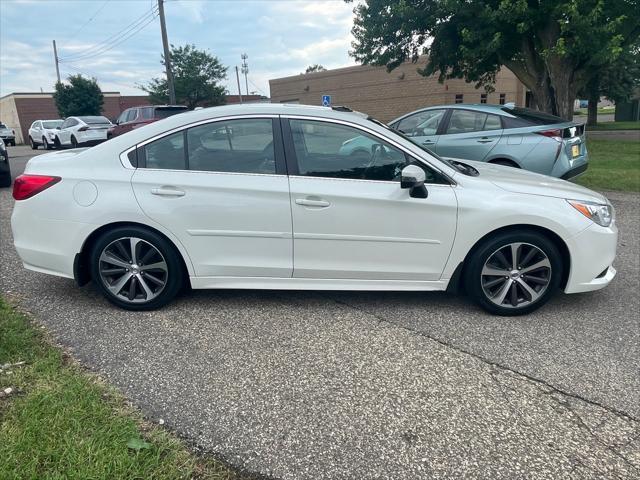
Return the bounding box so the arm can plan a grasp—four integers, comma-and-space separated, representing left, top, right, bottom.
59, 5, 158, 61
63, 0, 111, 46
60, 62, 146, 92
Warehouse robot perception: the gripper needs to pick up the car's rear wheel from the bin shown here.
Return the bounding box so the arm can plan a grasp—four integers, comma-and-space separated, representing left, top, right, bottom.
90, 226, 184, 310
29, 137, 38, 150
465, 231, 562, 316
71, 136, 79, 149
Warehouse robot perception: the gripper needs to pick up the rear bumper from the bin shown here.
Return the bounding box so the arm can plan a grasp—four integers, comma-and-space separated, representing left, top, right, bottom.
561, 162, 588, 180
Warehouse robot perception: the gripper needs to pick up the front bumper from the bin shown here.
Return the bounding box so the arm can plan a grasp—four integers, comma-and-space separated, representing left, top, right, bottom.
564, 222, 618, 294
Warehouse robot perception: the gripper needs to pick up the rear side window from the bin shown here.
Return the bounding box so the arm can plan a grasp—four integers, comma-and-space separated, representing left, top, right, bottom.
501, 107, 565, 127
155, 107, 188, 119
446, 110, 502, 134
187, 119, 275, 174
139, 118, 276, 174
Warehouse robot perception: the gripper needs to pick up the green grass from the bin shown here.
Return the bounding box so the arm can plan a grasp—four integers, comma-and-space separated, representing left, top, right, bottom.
574, 106, 616, 115
588, 121, 640, 131
575, 138, 640, 192
0, 298, 245, 480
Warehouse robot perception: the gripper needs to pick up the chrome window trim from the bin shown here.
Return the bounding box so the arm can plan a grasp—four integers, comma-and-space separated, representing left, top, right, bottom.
282, 114, 457, 185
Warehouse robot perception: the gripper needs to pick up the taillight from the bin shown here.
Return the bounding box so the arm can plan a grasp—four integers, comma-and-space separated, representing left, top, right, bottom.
78, 126, 89, 132
536, 129, 562, 141
13, 174, 61, 200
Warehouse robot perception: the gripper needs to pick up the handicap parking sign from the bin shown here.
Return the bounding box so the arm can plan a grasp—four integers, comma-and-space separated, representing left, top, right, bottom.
322, 95, 331, 107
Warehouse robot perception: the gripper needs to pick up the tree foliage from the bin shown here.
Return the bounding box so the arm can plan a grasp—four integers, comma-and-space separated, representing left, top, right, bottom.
305, 64, 327, 73
348, 0, 640, 119
141, 44, 227, 109
53, 75, 104, 118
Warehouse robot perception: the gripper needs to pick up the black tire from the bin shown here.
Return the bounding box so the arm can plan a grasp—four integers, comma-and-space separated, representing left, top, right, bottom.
90, 226, 184, 311
464, 230, 563, 316
29, 137, 38, 150
9, 140, 15, 147
54, 136, 61, 148
43, 137, 52, 150
71, 136, 78, 149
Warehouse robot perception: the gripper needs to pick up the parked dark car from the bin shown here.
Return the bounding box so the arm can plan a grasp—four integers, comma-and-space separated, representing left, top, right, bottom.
108, 105, 188, 138
0, 139, 11, 188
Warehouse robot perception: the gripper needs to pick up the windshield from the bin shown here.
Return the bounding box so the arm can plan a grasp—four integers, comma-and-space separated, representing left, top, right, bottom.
42, 120, 63, 129
366, 116, 475, 175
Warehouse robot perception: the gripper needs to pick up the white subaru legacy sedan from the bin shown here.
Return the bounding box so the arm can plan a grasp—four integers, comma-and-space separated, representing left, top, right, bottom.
11, 104, 617, 315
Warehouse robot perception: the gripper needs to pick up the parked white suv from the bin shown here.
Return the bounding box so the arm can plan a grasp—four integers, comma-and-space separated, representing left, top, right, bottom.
28, 120, 63, 150
54, 116, 112, 148
10, 104, 617, 315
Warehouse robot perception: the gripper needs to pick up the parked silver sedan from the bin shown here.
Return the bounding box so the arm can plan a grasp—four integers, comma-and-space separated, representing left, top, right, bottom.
388, 104, 588, 179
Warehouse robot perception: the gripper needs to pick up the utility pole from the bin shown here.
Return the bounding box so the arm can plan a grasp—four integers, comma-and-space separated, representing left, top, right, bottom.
235, 66, 243, 103
241, 53, 249, 96
157, 0, 176, 104
52, 40, 61, 84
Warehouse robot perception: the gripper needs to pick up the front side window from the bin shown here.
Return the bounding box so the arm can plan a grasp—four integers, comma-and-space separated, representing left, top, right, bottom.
290, 119, 411, 182
125, 109, 138, 122
117, 110, 129, 124
187, 119, 275, 174
446, 110, 502, 134
396, 109, 445, 137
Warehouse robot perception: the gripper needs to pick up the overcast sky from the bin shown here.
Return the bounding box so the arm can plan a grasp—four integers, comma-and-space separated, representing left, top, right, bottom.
0, 0, 358, 98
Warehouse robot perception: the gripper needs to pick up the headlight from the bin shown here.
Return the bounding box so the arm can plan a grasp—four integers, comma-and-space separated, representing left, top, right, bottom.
568, 200, 614, 227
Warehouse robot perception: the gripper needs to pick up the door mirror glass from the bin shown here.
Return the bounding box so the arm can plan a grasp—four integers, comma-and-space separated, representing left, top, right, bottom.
401, 164, 428, 198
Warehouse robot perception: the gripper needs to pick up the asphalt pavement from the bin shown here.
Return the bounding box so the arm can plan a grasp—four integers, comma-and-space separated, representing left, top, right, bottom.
0, 148, 638, 479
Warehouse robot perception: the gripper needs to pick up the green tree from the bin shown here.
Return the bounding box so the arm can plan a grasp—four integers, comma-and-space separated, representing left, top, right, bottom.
348, 0, 640, 120
53, 75, 104, 118
305, 64, 327, 73
141, 44, 227, 109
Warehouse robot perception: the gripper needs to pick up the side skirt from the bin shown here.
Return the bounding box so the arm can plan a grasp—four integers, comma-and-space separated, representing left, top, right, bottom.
190, 276, 450, 291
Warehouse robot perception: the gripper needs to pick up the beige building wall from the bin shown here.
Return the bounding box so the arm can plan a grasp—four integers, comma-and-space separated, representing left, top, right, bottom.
269, 60, 526, 123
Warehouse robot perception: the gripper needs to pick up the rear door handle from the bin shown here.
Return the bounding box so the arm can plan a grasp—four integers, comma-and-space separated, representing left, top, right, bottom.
477, 137, 494, 143
295, 198, 330, 208
151, 187, 185, 197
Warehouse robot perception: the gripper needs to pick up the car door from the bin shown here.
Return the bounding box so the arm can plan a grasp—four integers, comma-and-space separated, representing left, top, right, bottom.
435, 109, 503, 161
58, 118, 76, 144
30, 122, 41, 141
394, 109, 447, 152
284, 117, 457, 281
131, 116, 293, 278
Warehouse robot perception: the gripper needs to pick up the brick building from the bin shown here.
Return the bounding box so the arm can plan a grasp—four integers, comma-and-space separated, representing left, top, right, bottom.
269, 60, 526, 123
0, 92, 267, 144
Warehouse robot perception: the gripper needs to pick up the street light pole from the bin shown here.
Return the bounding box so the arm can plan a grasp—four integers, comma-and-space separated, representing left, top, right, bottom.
235, 66, 243, 104
241, 53, 249, 96
158, 0, 176, 104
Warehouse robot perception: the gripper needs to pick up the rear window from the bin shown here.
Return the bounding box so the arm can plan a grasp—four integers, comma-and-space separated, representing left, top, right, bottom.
78, 116, 111, 125
501, 107, 565, 128
154, 107, 188, 119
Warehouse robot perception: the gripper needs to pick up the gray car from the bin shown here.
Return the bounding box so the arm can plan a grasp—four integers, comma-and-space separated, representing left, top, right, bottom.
0, 122, 16, 146
389, 104, 588, 179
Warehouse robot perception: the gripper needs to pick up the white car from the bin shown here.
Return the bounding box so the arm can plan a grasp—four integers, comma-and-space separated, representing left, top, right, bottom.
28, 119, 63, 150
0, 122, 16, 146
54, 116, 112, 148
10, 104, 617, 315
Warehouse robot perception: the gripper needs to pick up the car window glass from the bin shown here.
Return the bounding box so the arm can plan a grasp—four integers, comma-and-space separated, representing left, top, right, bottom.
117, 111, 128, 124
290, 119, 412, 182
141, 107, 154, 120
397, 110, 445, 136
187, 119, 275, 174
126, 109, 138, 122
446, 110, 501, 134
144, 131, 185, 170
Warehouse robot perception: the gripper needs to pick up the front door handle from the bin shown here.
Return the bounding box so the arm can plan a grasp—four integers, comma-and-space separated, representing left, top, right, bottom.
477, 137, 494, 143
151, 187, 185, 197
421, 140, 436, 146
295, 198, 330, 208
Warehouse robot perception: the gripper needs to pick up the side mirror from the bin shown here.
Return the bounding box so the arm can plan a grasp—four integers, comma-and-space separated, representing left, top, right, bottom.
401, 164, 428, 198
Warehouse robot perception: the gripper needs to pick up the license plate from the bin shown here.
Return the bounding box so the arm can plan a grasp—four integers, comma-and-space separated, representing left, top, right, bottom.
572, 144, 580, 158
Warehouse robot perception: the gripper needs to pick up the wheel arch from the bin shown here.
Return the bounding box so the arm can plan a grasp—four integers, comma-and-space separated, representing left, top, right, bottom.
487, 157, 521, 168
74, 221, 192, 288
448, 224, 571, 294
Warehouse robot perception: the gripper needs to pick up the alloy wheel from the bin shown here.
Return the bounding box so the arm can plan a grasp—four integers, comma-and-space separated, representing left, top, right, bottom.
98, 237, 168, 304
480, 242, 552, 309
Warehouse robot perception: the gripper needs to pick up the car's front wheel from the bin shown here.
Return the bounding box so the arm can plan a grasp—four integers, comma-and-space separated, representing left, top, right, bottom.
43, 137, 52, 150
29, 137, 38, 150
465, 231, 563, 316
71, 136, 79, 148
90, 226, 184, 310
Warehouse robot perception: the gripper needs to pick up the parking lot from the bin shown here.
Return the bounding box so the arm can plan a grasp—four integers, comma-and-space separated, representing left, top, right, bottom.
1, 148, 638, 478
